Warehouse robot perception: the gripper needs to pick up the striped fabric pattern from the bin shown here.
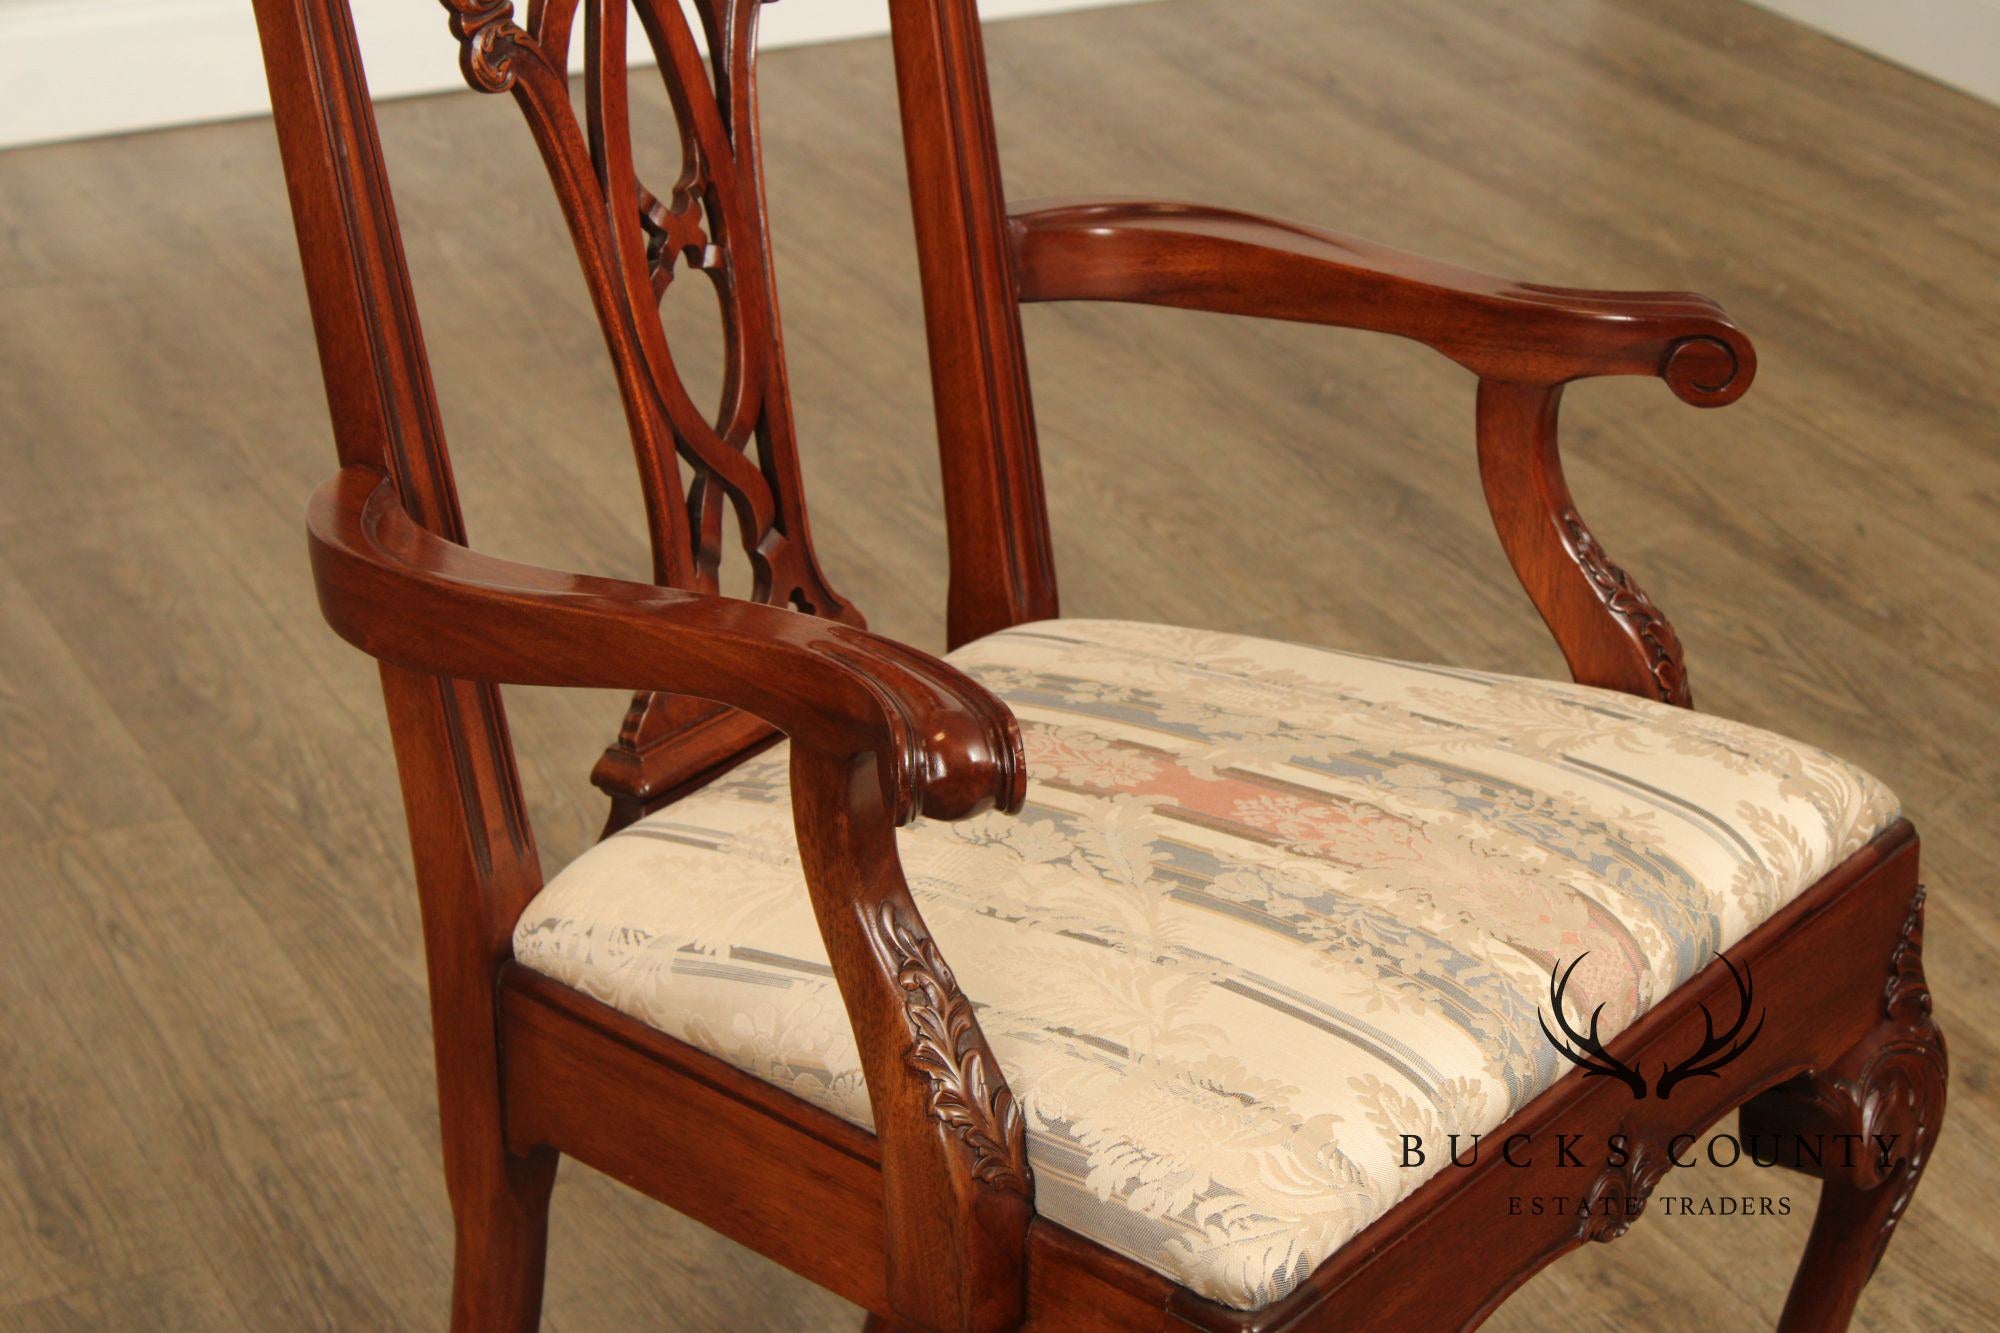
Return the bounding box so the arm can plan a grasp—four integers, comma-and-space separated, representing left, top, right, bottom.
512, 619, 1898, 1310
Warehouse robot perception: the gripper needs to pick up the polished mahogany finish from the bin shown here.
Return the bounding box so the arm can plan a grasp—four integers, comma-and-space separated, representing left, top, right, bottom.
253, 0, 1030, 1326
1004, 196, 1754, 707
446, 0, 867, 832
1007, 198, 1755, 406
248, 0, 1942, 1328
885, 0, 1059, 651
309, 466, 1023, 825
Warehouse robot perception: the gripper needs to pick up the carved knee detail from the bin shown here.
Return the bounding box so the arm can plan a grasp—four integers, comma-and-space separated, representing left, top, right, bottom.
1747, 886, 1946, 1222
1747, 886, 1948, 1330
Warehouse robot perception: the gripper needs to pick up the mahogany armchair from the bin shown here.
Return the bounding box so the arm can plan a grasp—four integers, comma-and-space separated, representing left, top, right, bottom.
251, 0, 1943, 1329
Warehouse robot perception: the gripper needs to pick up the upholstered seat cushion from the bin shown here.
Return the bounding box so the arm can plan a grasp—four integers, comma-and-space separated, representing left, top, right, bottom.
513, 619, 1897, 1310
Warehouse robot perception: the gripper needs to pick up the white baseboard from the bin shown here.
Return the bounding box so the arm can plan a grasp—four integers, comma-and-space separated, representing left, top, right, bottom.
0, 0, 1154, 150
1746, 0, 2000, 105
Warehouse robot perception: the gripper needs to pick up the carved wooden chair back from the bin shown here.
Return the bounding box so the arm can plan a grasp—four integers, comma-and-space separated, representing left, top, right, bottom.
263, 0, 989, 837
446, 0, 894, 827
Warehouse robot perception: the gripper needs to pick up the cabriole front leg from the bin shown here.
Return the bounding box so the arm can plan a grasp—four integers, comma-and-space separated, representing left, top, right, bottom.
1740, 885, 1947, 1331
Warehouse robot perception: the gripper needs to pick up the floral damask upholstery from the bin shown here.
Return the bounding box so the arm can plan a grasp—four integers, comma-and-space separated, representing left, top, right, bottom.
513, 620, 1898, 1310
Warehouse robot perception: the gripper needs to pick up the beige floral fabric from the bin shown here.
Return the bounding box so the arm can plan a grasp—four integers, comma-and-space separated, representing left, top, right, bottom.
514, 620, 1897, 1310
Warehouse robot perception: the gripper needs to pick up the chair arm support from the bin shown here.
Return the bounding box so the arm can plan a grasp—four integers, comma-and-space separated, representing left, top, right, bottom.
308, 465, 1024, 825
1008, 196, 1756, 404
1009, 197, 1739, 709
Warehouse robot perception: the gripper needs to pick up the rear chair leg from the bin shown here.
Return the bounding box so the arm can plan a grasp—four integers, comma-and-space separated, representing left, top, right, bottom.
1741, 886, 1946, 1333
449, 1144, 559, 1333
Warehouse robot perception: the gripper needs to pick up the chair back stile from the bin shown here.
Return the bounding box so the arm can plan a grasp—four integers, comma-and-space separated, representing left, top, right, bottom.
251, 0, 539, 895
252, 5, 557, 1304
884, 0, 1059, 649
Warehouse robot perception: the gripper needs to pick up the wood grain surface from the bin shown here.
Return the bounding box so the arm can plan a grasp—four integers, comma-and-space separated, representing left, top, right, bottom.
0, 0, 1993, 1327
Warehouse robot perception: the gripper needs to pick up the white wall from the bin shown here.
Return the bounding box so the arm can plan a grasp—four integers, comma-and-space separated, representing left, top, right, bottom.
1747, 0, 2000, 104
4, 0, 1990, 150
0, 0, 1154, 150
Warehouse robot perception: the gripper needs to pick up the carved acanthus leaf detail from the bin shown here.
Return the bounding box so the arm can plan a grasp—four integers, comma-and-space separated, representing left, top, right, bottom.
878, 900, 1032, 1195
1562, 510, 1692, 707
1577, 1130, 1670, 1243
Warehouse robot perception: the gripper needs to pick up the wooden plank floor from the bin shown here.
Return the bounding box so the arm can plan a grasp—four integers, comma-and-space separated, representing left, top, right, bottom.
1, 0, 1993, 1327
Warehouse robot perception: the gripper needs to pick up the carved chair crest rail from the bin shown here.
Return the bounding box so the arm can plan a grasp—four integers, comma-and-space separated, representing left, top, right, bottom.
249, 0, 1943, 1328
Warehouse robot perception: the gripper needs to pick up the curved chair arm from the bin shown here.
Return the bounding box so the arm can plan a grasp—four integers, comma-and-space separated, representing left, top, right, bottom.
1009, 195, 1758, 708
1007, 196, 1755, 405
313, 463, 1035, 1329
309, 465, 1024, 825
